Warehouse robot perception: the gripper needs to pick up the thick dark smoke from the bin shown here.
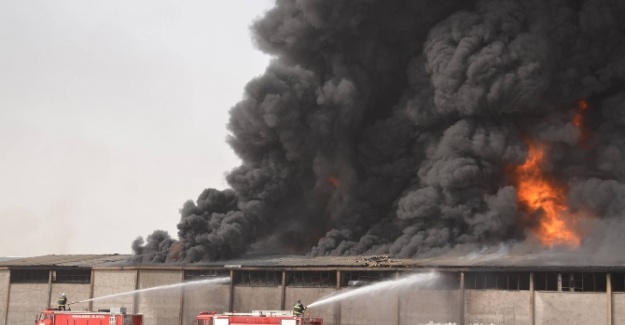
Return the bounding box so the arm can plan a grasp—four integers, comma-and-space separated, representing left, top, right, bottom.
130, 0, 625, 263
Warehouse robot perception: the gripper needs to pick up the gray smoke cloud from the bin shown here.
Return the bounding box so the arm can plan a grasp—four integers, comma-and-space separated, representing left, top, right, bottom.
131, 0, 625, 263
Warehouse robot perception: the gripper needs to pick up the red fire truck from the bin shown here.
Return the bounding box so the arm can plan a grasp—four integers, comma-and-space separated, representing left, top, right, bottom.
35, 307, 142, 325
194, 310, 323, 325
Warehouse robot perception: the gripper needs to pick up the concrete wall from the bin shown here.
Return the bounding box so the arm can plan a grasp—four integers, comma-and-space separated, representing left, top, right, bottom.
6, 268, 625, 325
400, 289, 461, 325
286, 287, 336, 324
233, 286, 282, 311
50, 283, 92, 311
614, 293, 625, 325
535, 292, 606, 325
340, 288, 399, 325
137, 270, 183, 325
182, 284, 229, 325
7, 283, 48, 325
465, 290, 531, 325
0, 270, 9, 325
92, 269, 137, 313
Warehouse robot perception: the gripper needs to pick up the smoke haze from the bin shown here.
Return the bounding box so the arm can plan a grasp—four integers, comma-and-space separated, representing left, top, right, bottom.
131, 0, 625, 263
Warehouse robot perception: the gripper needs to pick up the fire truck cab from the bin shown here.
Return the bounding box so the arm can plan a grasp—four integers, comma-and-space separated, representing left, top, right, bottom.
194, 310, 323, 325
35, 307, 142, 325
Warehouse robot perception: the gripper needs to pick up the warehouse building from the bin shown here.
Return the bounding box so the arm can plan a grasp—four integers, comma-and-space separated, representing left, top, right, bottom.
0, 253, 624, 325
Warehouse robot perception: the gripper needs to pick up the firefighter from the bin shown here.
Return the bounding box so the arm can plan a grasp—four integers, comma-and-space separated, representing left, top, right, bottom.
293, 300, 306, 316
58, 293, 67, 311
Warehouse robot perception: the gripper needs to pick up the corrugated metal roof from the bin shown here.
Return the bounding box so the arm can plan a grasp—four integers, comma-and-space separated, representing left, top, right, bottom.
0, 254, 129, 268
3, 253, 625, 270
176, 253, 625, 270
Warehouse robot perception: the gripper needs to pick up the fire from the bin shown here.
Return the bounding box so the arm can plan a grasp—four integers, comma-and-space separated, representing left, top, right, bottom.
511, 98, 594, 246
514, 142, 581, 247
327, 176, 339, 187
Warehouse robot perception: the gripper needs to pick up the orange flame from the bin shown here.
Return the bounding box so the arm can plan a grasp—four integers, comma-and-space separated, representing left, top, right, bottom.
327, 176, 339, 188
514, 142, 581, 247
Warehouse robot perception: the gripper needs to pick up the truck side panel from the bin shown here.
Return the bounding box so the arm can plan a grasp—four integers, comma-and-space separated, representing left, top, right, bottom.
69, 319, 104, 325
53, 314, 110, 325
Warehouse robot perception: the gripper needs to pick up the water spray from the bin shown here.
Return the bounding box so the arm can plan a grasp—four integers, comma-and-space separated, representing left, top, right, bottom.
67, 276, 230, 306
307, 272, 440, 309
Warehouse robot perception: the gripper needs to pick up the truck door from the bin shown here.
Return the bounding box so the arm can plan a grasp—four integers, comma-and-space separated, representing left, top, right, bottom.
36, 312, 53, 325
195, 318, 214, 325
121, 315, 135, 325
213, 319, 229, 325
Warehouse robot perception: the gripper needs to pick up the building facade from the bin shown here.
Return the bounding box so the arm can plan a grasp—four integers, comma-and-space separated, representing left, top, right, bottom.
0, 254, 624, 325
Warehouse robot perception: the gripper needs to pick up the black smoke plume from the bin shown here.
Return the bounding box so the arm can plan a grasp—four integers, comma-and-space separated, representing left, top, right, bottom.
130, 0, 625, 263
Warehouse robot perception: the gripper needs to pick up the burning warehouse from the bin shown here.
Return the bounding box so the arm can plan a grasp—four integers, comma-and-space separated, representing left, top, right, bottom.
121, 0, 625, 322
4, 0, 625, 324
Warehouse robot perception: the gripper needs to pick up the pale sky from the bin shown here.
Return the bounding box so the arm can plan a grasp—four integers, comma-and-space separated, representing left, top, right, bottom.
0, 1, 274, 256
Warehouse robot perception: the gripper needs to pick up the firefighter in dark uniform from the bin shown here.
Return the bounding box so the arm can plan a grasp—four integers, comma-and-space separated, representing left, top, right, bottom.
58, 293, 67, 310
293, 300, 306, 316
